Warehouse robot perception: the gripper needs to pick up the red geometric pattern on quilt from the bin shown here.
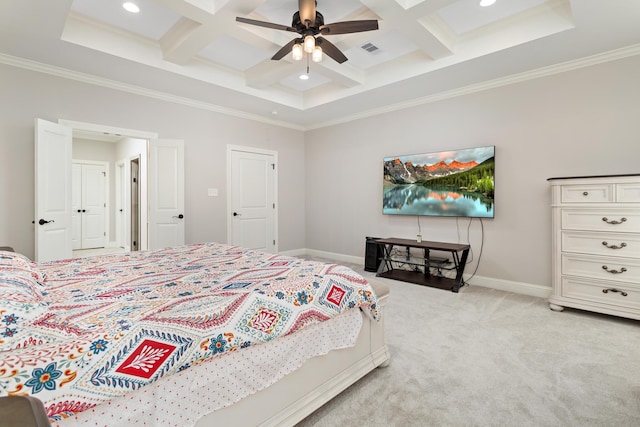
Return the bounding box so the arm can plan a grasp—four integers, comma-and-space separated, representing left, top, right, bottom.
0, 243, 380, 423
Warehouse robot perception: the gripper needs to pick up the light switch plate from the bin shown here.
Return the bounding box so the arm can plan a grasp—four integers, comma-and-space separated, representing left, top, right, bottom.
207, 188, 218, 197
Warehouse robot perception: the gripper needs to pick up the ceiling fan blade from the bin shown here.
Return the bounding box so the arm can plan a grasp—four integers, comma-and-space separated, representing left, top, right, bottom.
316, 37, 348, 64
236, 17, 295, 32
298, 0, 316, 27
320, 20, 379, 35
271, 38, 300, 61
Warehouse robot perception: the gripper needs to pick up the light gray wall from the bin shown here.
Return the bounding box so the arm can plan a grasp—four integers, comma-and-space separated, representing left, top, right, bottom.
2, 55, 639, 292
0, 63, 306, 258
305, 55, 640, 289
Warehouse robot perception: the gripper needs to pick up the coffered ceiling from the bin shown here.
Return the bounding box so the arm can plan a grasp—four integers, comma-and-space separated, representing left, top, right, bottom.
1, 0, 640, 129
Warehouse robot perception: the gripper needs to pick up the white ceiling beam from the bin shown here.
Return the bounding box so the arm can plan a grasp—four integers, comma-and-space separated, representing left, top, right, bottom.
244, 60, 297, 89
362, 0, 456, 60
160, 0, 273, 65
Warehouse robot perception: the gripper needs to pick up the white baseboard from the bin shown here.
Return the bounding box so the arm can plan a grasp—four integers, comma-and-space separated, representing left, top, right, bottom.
280, 248, 551, 300
466, 275, 551, 299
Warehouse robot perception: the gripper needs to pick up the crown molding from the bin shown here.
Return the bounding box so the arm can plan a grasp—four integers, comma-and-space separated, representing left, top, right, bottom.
0, 53, 305, 131
308, 43, 640, 130
2, 42, 640, 132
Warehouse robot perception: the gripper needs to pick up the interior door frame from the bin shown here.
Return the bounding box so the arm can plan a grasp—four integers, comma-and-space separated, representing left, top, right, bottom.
59, 119, 157, 252
226, 144, 278, 253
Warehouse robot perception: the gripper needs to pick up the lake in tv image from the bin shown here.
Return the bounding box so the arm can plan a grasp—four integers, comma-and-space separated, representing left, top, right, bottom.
383, 146, 495, 218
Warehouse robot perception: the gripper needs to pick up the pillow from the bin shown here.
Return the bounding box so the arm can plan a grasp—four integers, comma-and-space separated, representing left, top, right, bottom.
0, 299, 48, 352
0, 251, 46, 285
0, 269, 44, 302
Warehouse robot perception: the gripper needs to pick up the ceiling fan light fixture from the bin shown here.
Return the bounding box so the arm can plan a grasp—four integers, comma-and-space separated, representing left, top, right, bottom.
304, 35, 315, 54
299, 73, 309, 80
312, 46, 323, 63
292, 43, 303, 61
479, 0, 496, 6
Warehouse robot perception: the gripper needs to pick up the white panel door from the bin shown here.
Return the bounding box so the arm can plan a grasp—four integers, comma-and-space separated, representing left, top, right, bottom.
81, 164, 106, 249
115, 160, 127, 249
71, 163, 82, 250
228, 148, 277, 253
148, 139, 184, 250
71, 163, 107, 250
35, 119, 72, 261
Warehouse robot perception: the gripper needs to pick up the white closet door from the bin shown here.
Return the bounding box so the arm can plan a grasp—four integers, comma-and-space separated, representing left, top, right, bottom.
81, 164, 106, 249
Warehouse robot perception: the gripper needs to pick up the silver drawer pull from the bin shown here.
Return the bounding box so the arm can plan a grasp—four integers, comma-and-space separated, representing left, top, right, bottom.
602, 265, 627, 274
602, 217, 627, 225
602, 241, 627, 250
602, 288, 628, 297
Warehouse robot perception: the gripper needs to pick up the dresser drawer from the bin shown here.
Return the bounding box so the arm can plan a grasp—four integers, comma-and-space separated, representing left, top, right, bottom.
561, 209, 640, 233
562, 254, 640, 284
561, 277, 640, 310
560, 184, 612, 203
562, 231, 640, 258
617, 183, 640, 203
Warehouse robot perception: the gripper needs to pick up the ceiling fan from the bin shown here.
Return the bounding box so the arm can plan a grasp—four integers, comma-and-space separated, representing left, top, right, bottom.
236, 0, 379, 64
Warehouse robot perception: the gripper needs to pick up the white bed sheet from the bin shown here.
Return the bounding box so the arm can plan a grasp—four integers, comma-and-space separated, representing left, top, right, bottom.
54, 308, 363, 427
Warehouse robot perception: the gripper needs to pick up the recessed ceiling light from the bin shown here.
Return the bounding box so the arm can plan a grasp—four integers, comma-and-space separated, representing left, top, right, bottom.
479, 0, 496, 6
123, 2, 140, 13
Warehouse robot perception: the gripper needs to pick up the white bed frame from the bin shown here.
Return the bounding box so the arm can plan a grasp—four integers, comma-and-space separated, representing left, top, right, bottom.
195, 279, 390, 427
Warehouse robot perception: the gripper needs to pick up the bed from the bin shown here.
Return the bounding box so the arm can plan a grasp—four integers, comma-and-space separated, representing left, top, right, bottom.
0, 243, 390, 426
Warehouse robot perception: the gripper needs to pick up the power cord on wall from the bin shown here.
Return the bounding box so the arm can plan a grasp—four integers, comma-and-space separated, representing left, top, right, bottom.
463, 218, 484, 285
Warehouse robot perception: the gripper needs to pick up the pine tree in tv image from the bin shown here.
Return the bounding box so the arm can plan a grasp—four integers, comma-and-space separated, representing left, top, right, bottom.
383, 146, 495, 218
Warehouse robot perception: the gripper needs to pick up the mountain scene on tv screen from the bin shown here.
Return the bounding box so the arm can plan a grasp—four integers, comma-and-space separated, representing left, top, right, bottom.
383, 146, 495, 218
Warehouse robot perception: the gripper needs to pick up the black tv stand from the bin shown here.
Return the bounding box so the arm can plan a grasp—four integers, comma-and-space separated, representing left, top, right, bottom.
374, 237, 470, 292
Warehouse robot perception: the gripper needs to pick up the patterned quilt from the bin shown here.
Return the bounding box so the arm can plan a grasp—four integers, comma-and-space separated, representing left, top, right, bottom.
0, 243, 379, 422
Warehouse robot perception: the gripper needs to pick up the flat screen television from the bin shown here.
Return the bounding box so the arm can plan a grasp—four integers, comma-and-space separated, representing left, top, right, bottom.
383, 145, 495, 218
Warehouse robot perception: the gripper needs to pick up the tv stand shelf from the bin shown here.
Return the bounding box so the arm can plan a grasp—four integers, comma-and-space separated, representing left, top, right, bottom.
374, 237, 470, 292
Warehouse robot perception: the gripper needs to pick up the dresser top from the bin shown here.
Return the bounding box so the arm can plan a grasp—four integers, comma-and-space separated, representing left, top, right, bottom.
547, 173, 640, 181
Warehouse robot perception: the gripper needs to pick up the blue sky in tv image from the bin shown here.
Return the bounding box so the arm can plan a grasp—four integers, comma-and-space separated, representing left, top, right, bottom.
382, 146, 495, 218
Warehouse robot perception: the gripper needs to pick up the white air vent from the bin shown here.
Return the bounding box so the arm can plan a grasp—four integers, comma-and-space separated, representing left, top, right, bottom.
361, 42, 380, 54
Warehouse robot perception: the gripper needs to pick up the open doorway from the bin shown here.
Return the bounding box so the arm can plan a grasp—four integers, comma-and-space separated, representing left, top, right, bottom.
59, 120, 155, 258
36, 119, 184, 261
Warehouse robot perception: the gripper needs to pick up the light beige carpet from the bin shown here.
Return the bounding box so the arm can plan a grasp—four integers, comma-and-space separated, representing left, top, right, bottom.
296, 259, 640, 427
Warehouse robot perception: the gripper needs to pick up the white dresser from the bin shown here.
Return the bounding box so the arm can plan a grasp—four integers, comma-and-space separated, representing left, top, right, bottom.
548, 174, 640, 320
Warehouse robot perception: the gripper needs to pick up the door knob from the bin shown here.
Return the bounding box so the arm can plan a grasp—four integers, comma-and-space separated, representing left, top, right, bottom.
38, 219, 55, 225
233, 212, 241, 216
77, 209, 81, 213
172, 214, 184, 219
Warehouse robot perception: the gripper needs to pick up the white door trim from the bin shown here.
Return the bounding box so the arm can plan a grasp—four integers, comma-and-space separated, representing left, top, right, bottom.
59, 120, 158, 140
226, 144, 278, 253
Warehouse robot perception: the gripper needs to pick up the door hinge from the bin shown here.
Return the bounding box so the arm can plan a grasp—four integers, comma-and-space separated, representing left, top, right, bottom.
272, 203, 275, 209
271, 163, 275, 170
104, 232, 106, 236
273, 240, 276, 245
103, 172, 106, 177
